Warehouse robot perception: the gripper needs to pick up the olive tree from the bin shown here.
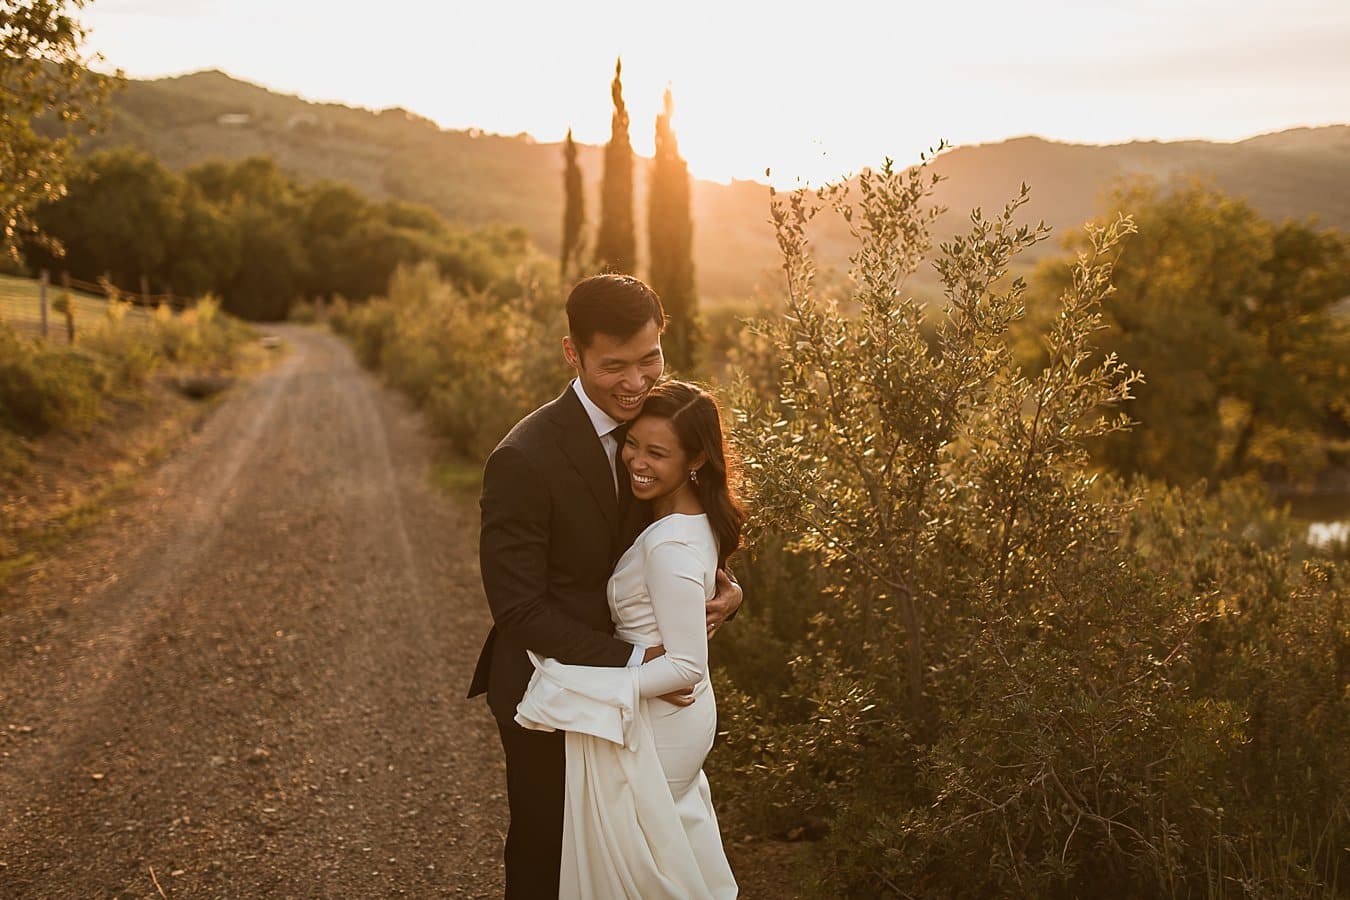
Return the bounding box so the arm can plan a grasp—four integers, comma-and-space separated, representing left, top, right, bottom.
0, 0, 118, 260
720, 152, 1270, 894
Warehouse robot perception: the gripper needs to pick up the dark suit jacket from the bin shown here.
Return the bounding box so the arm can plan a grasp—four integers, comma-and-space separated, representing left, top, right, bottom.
468, 386, 650, 722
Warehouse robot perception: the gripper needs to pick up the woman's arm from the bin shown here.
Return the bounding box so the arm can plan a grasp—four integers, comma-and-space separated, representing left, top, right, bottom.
637, 539, 711, 698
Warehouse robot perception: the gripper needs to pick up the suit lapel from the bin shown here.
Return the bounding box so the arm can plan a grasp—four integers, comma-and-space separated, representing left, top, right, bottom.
552, 388, 621, 531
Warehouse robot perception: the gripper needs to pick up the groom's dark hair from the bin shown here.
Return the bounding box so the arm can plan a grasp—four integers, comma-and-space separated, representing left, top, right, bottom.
566, 274, 665, 351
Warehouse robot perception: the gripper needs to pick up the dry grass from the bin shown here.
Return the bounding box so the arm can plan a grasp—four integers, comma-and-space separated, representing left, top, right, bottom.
0, 273, 154, 342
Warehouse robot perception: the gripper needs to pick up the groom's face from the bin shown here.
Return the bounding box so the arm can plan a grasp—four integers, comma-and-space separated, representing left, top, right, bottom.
564, 321, 664, 423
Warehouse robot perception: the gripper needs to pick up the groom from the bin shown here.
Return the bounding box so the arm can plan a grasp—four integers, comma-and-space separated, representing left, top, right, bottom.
468, 273, 743, 898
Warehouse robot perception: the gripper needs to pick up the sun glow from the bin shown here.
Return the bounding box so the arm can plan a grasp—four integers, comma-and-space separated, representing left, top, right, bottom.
82, 0, 1350, 188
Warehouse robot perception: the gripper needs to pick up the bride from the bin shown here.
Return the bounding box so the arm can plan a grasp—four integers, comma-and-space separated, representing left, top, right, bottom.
515, 380, 742, 899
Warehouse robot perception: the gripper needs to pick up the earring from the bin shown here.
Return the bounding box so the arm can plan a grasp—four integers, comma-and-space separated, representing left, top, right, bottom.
689, 469, 699, 483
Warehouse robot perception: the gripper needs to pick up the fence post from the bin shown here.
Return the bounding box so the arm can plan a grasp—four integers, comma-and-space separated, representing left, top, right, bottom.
39, 269, 49, 339
61, 271, 75, 343
140, 274, 150, 305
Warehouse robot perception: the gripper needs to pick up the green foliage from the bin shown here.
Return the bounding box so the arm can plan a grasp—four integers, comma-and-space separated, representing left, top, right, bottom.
148, 295, 250, 367
714, 155, 1347, 896
169, 186, 240, 297
1120, 481, 1349, 896
23, 152, 537, 320
593, 58, 636, 275
287, 297, 321, 324
77, 294, 249, 389
0, 292, 248, 438
79, 300, 160, 387
330, 261, 569, 460
220, 200, 310, 320
1025, 180, 1350, 486
0, 0, 119, 260
433, 223, 535, 297
561, 128, 585, 279
25, 148, 229, 296
648, 86, 700, 373
0, 319, 102, 433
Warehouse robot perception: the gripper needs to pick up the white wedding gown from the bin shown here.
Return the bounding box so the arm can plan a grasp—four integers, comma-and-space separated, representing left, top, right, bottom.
515, 513, 738, 899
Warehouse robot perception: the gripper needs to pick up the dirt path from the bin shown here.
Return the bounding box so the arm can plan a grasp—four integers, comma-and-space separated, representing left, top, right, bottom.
0, 327, 507, 897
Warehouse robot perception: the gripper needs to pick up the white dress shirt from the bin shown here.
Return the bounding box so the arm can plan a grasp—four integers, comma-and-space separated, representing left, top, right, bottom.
570, 379, 646, 667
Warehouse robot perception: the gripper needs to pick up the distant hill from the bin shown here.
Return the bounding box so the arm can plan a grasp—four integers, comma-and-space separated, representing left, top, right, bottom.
88, 70, 1350, 303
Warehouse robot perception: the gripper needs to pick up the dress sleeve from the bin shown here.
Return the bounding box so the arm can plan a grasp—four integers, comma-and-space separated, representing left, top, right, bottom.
637, 538, 710, 698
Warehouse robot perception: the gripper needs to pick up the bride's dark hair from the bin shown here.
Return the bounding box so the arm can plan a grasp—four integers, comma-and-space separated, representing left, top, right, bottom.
637, 381, 744, 567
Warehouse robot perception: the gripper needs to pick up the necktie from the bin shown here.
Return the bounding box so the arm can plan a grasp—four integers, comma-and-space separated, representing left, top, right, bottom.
611, 423, 632, 506
602, 427, 621, 495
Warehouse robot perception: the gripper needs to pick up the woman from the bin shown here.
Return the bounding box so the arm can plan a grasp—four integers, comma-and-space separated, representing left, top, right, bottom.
515, 380, 742, 899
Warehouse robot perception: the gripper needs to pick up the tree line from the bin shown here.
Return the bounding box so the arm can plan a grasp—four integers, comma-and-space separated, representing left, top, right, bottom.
16, 150, 534, 321
565, 59, 700, 373
0, 1, 523, 322
1021, 179, 1350, 487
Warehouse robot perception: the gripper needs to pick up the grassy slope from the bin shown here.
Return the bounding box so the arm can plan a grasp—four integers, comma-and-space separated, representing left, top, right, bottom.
0, 273, 143, 339
81, 70, 1350, 303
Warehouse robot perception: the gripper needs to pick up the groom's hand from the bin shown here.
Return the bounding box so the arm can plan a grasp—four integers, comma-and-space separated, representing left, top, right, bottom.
657, 687, 696, 707
705, 568, 743, 639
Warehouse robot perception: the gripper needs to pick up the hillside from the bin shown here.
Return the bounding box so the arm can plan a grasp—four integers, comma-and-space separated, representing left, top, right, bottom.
88, 70, 1350, 302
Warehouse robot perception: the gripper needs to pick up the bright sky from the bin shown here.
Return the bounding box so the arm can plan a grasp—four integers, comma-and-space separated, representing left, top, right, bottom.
81, 0, 1350, 186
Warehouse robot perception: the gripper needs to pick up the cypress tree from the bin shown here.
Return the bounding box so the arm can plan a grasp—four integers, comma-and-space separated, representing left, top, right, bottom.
648, 85, 698, 371
561, 127, 584, 279
593, 58, 636, 275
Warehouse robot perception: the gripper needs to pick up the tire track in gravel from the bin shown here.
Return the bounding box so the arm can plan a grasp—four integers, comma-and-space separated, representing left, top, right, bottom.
0, 326, 507, 898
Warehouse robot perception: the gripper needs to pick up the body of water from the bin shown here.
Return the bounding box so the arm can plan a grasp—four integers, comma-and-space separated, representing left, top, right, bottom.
1283, 488, 1350, 551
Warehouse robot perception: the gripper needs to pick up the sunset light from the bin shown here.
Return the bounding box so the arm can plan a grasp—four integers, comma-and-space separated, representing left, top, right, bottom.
4, 0, 1348, 895
81, 0, 1350, 186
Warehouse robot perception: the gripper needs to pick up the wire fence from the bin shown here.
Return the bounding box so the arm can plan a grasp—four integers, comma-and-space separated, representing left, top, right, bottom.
0, 271, 185, 345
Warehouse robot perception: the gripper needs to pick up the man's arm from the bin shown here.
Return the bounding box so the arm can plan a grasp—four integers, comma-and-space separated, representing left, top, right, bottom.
480, 444, 633, 667
704, 566, 743, 639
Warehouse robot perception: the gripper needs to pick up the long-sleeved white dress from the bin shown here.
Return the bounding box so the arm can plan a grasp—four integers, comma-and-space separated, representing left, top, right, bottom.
515, 512, 738, 899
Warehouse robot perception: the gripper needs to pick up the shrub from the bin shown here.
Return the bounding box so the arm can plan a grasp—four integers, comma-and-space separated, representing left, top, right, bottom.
330, 295, 396, 371
1125, 481, 1349, 895
78, 301, 161, 389
151, 296, 250, 368
336, 260, 569, 460
0, 322, 103, 434
0, 295, 252, 439
715, 154, 1347, 896
288, 298, 320, 324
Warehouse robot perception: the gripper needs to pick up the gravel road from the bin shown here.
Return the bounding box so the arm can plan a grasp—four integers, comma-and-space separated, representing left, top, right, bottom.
0, 327, 508, 897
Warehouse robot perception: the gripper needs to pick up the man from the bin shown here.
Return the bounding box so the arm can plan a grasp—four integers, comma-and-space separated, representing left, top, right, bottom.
468, 274, 743, 898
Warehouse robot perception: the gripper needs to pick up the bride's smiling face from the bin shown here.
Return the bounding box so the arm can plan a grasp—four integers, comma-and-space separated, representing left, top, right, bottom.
621, 415, 703, 505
